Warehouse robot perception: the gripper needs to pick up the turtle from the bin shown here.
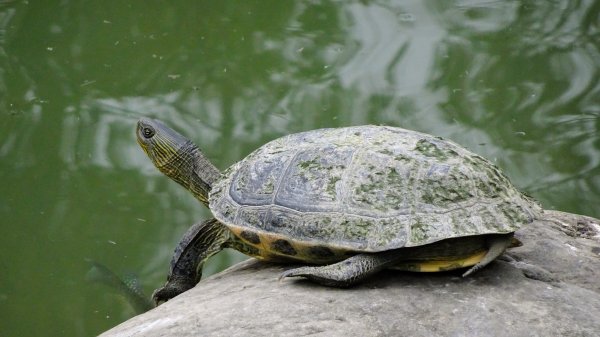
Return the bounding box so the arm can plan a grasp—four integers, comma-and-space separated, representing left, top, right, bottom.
136, 118, 541, 304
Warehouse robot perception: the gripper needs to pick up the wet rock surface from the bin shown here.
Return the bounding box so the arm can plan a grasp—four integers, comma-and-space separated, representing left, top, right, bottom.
100, 210, 600, 337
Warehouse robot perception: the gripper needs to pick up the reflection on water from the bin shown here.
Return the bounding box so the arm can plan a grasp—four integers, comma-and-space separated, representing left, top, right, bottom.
0, 1, 598, 336
85, 260, 154, 315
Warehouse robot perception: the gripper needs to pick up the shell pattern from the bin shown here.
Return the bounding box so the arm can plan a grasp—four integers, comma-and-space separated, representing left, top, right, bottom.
209, 126, 541, 252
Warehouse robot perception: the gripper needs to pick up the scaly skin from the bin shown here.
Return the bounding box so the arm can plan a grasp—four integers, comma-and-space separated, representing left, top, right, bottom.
137, 118, 220, 206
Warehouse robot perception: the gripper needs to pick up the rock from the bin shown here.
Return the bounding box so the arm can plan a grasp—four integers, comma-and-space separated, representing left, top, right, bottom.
100, 211, 600, 337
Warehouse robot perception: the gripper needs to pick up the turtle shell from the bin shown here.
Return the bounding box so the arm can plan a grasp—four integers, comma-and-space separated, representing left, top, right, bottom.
209, 126, 541, 258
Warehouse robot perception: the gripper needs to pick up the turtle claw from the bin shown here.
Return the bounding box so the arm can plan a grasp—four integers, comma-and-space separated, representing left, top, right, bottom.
151, 287, 169, 306
278, 266, 343, 286
278, 267, 315, 282
152, 284, 184, 306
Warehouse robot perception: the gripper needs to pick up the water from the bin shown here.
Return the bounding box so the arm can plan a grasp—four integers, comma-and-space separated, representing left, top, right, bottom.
0, 1, 598, 335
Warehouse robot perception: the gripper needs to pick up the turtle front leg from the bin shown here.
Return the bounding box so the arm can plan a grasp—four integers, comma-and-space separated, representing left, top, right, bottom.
279, 251, 402, 287
152, 218, 231, 304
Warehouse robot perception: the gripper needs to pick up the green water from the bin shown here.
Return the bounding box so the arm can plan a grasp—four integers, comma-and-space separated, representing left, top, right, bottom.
0, 1, 598, 335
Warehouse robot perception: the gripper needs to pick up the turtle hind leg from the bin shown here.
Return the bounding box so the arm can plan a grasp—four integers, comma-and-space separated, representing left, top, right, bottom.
279, 251, 401, 287
462, 234, 513, 277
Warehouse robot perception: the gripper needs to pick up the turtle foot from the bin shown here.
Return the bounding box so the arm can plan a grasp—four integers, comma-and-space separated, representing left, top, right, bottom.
279, 252, 401, 287
278, 265, 354, 287
151, 278, 196, 305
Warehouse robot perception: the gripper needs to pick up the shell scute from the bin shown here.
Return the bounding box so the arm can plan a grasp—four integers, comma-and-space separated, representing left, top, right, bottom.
274, 146, 353, 212
229, 150, 293, 206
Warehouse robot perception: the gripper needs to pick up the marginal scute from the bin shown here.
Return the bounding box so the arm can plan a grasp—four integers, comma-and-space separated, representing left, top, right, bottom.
266, 208, 303, 233
209, 125, 542, 254
237, 207, 268, 230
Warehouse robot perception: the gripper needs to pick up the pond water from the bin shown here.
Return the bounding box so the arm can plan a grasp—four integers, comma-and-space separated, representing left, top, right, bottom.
1, 1, 599, 336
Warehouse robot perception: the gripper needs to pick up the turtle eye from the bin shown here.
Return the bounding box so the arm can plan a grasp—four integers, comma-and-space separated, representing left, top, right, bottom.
142, 127, 155, 139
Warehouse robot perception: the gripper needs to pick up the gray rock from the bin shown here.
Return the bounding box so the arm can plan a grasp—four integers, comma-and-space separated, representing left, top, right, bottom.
100, 210, 600, 337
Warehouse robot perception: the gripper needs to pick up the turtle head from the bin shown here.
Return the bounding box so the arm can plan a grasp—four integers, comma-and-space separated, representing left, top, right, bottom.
136, 118, 191, 169
136, 118, 220, 206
